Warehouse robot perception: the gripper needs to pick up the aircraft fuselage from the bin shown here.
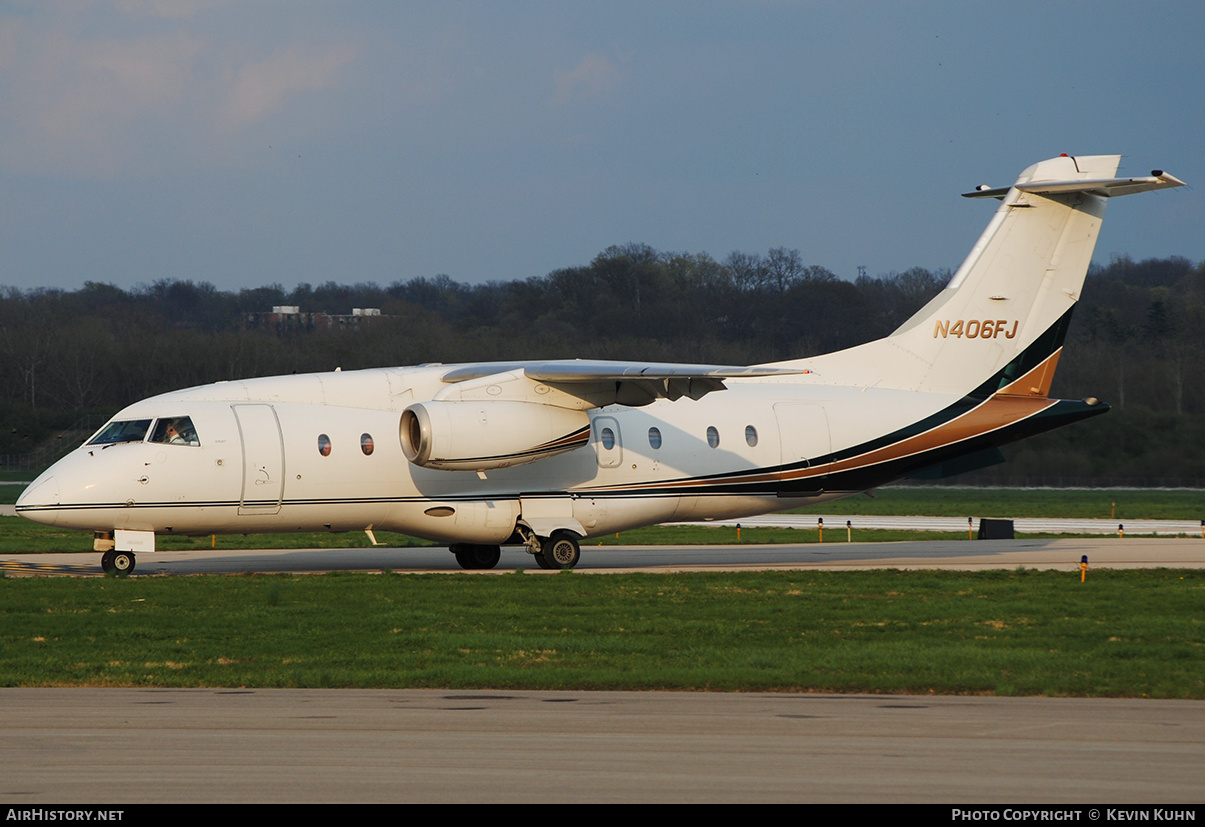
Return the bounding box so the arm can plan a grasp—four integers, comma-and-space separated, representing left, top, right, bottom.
19, 366, 971, 543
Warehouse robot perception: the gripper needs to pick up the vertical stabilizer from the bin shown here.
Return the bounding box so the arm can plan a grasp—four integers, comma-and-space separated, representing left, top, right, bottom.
783, 155, 1183, 396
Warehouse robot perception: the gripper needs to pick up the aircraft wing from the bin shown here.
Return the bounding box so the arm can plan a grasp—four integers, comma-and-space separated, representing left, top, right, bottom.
438, 360, 805, 406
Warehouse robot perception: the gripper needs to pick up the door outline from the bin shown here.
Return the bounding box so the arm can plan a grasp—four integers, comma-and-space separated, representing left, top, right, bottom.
592, 416, 623, 468
232, 404, 285, 515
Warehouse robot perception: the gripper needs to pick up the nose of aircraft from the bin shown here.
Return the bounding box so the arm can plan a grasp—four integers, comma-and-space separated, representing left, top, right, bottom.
15, 472, 60, 526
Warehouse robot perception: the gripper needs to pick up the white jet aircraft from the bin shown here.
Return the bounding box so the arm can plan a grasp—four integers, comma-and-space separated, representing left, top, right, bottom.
17, 155, 1184, 574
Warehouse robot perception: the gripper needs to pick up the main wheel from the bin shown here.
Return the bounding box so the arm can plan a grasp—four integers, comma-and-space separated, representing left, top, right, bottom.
467, 544, 501, 570
102, 549, 135, 576
452, 544, 501, 570
451, 543, 473, 569
540, 531, 581, 570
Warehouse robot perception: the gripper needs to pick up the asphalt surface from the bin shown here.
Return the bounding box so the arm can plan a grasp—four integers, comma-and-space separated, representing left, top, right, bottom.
2, 688, 1202, 804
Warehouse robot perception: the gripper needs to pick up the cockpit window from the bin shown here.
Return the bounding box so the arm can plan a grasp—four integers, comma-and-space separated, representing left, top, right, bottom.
88, 419, 153, 446
150, 416, 200, 446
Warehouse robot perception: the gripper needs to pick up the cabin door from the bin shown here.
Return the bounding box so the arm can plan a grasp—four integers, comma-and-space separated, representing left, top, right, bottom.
232, 404, 285, 515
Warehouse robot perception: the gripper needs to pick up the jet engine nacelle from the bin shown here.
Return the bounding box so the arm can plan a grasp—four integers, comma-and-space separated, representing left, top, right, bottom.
399, 400, 591, 471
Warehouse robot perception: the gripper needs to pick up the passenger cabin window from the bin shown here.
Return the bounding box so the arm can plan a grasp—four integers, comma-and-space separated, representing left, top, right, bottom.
88, 419, 152, 446
706, 426, 720, 448
648, 427, 662, 449
600, 427, 616, 450
318, 434, 332, 456
150, 416, 200, 446
361, 433, 375, 455
745, 425, 758, 447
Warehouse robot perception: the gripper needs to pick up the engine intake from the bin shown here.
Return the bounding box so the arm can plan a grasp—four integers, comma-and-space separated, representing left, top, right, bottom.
400, 401, 590, 471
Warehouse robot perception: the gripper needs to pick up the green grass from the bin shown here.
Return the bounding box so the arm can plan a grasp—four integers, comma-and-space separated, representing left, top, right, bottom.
789, 487, 1205, 520
0, 482, 29, 503
0, 472, 35, 485
1, 569, 1201, 697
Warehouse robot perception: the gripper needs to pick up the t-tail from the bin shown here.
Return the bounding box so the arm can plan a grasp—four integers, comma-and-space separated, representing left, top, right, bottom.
781, 154, 1184, 397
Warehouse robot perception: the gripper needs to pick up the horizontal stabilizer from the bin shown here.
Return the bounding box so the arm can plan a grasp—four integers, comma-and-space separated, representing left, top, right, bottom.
964, 170, 1185, 200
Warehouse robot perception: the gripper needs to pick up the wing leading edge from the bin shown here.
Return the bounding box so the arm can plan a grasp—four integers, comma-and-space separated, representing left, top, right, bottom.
438, 360, 807, 406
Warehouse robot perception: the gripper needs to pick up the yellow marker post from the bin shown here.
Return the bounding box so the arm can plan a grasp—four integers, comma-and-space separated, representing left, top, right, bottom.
846, 520, 852, 542
736, 523, 741, 542
1118, 523, 1124, 539
1081, 554, 1088, 582
968, 517, 973, 540
817, 517, 823, 543
212, 534, 216, 548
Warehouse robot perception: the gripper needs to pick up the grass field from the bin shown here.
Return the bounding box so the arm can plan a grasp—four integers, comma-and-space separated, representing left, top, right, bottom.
2, 569, 1200, 697
4, 487, 1201, 699
787, 487, 1205, 520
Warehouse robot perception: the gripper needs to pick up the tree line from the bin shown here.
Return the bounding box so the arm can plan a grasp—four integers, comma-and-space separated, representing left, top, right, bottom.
2, 247, 1203, 484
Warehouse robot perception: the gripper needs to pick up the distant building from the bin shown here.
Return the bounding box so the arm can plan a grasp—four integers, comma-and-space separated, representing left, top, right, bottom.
241, 307, 390, 335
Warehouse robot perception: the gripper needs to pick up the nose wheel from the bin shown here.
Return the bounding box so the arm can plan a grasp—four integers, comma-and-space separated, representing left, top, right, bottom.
100, 549, 136, 576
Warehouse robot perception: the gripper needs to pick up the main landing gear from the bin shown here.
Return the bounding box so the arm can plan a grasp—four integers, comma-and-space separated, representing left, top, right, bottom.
100, 549, 136, 576
450, 531, 583, 571
450, 543, 502, 570
532, 530, 581, 570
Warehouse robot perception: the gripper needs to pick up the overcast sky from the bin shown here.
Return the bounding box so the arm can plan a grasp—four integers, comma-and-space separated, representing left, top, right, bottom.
1, 1, 1202, 294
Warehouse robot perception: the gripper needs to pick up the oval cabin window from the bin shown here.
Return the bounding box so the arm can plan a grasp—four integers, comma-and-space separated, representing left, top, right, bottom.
706, 426, 720, 448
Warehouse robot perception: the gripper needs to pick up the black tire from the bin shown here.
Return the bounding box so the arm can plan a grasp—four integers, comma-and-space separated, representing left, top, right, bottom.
540, 531, 581, 570
109, 550, 135, 576
470, 545, 501, 570
452, 544, 501, 570
451, 543, 474, 569
100, 549, 116, 574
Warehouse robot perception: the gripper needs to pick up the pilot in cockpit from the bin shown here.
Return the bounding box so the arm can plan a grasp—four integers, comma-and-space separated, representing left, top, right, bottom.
151, 416, 200, 446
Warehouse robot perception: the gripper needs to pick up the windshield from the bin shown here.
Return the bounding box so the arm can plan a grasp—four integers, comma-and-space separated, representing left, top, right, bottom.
88, 419, 152, 446
149, 416, 200, 446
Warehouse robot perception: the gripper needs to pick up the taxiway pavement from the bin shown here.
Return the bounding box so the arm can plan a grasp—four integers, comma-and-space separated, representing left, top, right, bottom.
2, 688, 1201, 803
